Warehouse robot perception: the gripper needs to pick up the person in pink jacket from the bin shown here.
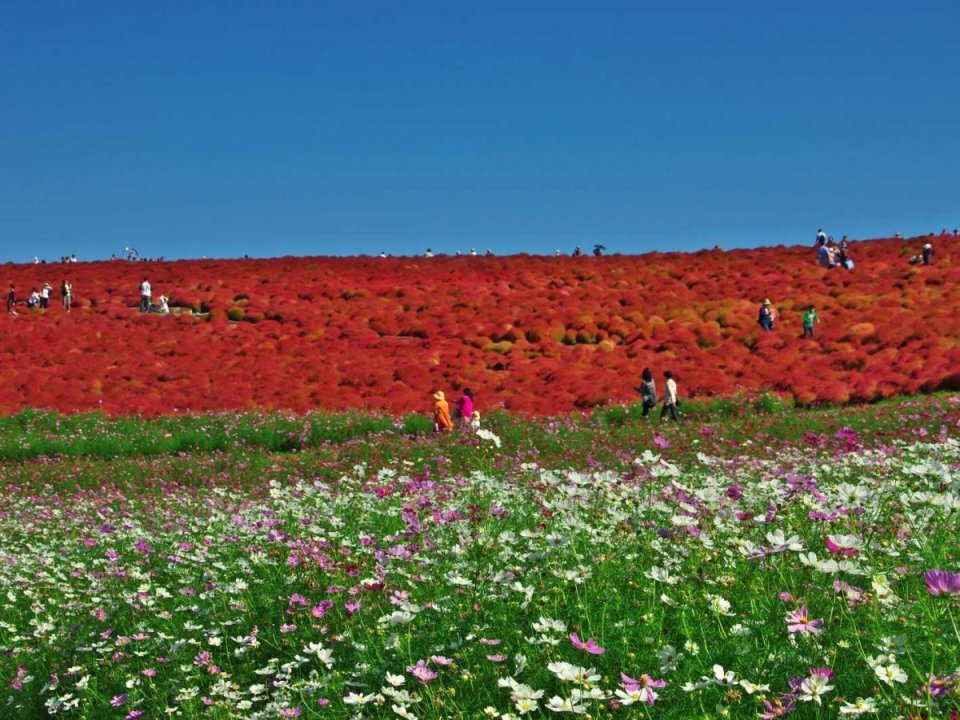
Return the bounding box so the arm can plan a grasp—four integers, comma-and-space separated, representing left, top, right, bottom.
455, 388, 475, 430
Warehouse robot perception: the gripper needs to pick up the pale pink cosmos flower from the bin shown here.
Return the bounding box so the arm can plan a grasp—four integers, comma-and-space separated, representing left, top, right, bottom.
785, 606, 824, 634
570, 632, 605, 655
406, 659, 438, 684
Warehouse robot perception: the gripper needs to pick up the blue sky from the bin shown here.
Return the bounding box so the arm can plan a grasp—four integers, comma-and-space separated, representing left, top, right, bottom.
2, 1, 958, 261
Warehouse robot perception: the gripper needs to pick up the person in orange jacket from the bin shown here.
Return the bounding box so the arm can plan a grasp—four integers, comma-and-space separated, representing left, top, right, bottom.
433, 391, 454, 433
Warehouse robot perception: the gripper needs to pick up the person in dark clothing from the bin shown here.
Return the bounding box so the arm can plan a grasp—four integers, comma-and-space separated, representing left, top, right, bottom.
758, 299, 775, 331
634, 368, 657, 418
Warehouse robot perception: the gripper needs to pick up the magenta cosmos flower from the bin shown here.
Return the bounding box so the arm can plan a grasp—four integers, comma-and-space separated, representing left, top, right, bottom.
570, 632, 605, 655
924, 570, 960, 596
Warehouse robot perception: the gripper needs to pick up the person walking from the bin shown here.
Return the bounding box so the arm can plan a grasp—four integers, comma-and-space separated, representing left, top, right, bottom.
432, 391, 454, 433
803, 305, 819, 338
758, 299, 775, 331
634, 367, 657, 418
61, 279, 73, 312
139, 277, 151, 312
660, 371, 679, 422
39, 283, 51, 309
6, 283, 16, 315
455, 388, 475, 431
922, 243, 934, 265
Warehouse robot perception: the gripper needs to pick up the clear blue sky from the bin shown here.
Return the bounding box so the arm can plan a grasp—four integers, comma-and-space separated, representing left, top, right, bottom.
2, 1, 958, 262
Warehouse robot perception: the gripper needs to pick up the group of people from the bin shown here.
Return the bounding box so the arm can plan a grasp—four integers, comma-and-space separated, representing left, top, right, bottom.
7, 280, 73, 315
432, 388, 481, 433
634, 368, 680, 421
815, 231, 854, 270
139, 278, 170, 314
758, 298, 821, 337
907, 243, 935, 266
818, 228, 940, 269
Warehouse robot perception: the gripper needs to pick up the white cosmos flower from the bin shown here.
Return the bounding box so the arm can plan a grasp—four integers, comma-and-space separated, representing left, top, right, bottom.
476, 429, 502, 448
840, 697, 879, 714
384, 673, 405, 687
545, 696, 587, 713
874, 663, 907, 685
798, 675, 834, 704
711, 665, 737, 686
343, 692, 376, 705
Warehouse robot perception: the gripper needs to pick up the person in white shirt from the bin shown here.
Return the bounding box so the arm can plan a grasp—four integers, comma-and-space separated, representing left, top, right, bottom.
139, 278, 151, 312
157, 295, 170, 314
661, 371, 679, 422
40, 283, 51, 308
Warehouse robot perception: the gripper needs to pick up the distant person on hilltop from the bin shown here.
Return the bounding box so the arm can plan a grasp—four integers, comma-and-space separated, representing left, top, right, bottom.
61, 279, 73, 312
817, 242, 836, 268
424, 248, 434, 258
139, 277, 151, 312
432, 391, 454, 433
573, 245, 583, 257
634, 367, 657, 418
758, 298, 776, 331
816, 229, 827, 246
593, 244, 605, 256
908, 243, 934, 266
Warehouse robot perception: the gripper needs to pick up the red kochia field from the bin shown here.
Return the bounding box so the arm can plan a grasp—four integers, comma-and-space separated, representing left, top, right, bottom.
2, 235, 958, 416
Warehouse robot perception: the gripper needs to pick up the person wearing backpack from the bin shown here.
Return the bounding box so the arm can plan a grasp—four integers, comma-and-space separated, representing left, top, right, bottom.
634, 368, 657, 418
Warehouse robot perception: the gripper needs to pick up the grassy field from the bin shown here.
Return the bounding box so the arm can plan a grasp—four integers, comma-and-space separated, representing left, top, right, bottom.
1, 396, 958, 718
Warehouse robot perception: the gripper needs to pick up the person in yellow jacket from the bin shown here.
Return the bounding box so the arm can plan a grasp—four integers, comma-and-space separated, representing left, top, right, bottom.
433, 391, 454, 433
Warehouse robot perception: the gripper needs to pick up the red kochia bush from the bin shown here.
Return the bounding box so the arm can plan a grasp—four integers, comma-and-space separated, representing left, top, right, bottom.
0, 233, 956, 415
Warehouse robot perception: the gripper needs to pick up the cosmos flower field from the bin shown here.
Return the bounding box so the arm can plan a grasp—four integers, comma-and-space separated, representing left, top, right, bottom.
2, 396, 958, 718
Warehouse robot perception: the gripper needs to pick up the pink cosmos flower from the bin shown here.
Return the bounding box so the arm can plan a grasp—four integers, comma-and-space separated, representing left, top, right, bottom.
311, 600, 334, 618
759, 696, 795, 718
110, 694, 128, 707
570, 632, 605, 655
824, 537, 858, 557
430, 655, 453, 666
279, 707, 302, 718
785, 606, 824, 634
406, 659, 438, 684
653, 435, 670, 449
924, 570, 960, 596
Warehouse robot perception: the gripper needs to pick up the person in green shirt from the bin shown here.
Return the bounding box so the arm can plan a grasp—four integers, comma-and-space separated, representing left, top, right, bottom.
803, 305, 819, 338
